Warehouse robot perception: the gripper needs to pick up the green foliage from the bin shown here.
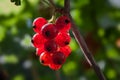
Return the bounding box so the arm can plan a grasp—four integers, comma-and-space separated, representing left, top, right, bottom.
0, 25, 6, 42
0, 0, 120, 80
10, 0, 21, 6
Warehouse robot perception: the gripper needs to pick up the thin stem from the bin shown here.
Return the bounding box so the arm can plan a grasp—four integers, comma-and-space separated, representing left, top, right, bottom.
48, 0, 56, 9
42, 0, 56, 10
42, 0, 50, 6
64, 0, 106, 80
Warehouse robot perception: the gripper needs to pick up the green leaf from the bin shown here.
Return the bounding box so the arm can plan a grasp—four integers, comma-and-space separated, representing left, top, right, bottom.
98, 28, 105, 37
106, 69, 116, 79
13, 74, 25, 80
69, 38, 79, 51
10, 0, 21, 6
71, 9, 82, 26
20, 34, 32, 48
0, 25, 6, 42
10, 0, 15, 2
106, 46, 120, 60
5, 54, 18, 64
62, 61, 77, 75
15, 0, 21, 6
0, 0, 24, 15
11, 26, 18, 35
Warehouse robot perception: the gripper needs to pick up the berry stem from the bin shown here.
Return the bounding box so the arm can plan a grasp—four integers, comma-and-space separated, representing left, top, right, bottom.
64, 0, 106, 80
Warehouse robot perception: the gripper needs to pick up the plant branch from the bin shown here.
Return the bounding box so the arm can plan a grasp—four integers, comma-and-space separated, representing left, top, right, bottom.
69, 17, 106, 80
64, 0, 70, 14
64, 0, 106, 80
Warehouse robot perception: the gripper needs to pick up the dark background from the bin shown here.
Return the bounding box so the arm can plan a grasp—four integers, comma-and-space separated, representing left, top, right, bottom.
0, 0, 120, 80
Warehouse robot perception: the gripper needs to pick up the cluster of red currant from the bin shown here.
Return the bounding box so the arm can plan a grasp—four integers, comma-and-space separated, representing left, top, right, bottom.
31, 15, 71, 70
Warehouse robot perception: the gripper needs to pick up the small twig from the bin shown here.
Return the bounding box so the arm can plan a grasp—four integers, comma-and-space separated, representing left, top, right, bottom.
42, 0, 56, 10
63, 0, 106, 80
48, 0, 55, 6
48, 0, 56, 9
42, 0, 50, 5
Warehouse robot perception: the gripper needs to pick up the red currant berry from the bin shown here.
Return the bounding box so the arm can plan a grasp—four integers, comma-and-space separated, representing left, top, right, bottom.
36, 45, 44, 56
44, 40, 58, 53
55, 32, 71, 47
60, 46, 71, 57
52, 51, 66, 65
31, 33, 46, 48
49, 63, 61, 70
32, 17, 47, 33
41, 23, 58, 39
40, 52, 52, 66
55, 16, 71, 32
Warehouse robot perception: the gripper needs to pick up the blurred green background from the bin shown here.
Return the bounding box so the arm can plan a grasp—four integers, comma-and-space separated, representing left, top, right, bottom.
0, 0, 120, 80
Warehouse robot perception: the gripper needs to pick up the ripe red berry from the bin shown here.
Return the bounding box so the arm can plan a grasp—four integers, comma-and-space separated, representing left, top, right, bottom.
49, 63, 61, 70
60, 46, 71, 57
33, 17, 47, 33
55, 16, 71, 32
52, 51, 66, 65
31, 33, 46, 48
36, 45, 44, 56
44, 40, 58, 53
40, 52, 52, 66
41, 23, 58, 39
32, 16, 72, 70
55, 32, 71, 47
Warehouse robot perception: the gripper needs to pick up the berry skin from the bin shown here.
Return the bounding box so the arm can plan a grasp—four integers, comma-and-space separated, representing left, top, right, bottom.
36, 45, 44, 56
55, 32, 71, 47
49, 63, 61, 70
33, 17, 47, 33
41, 23, 58, 39
31, 33, 46, 48
60, 46, 71, 57
55, 16, 71, 32
40, 52, 52, 66
52, 51, 66, 65
44, 40, 58, 53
